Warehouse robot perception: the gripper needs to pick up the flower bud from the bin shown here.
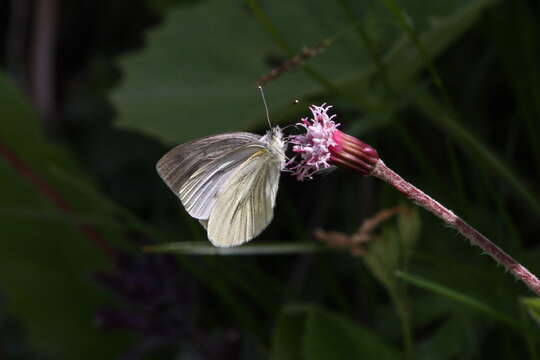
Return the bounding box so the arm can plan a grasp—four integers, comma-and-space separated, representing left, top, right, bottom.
288, 104, 379, 180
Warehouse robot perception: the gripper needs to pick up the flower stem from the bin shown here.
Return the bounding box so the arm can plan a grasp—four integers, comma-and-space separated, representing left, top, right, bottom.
371, 159, 540, 296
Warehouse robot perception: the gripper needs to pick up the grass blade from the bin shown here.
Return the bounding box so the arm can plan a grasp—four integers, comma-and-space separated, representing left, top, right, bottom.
144, 241, 320, 255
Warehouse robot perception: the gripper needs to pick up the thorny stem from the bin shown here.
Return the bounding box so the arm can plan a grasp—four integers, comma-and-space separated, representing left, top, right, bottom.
371, 159, 540, 296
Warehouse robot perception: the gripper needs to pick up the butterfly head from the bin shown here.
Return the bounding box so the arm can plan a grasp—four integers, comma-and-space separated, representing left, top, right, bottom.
260, 126, 286, 166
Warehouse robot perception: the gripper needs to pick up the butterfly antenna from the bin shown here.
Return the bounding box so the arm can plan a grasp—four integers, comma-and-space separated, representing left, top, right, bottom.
258, 85, 273, 129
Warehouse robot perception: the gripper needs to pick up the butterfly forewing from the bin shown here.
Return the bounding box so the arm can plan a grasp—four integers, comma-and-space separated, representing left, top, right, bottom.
156, 132, 261, 193
156, 132, 262, 219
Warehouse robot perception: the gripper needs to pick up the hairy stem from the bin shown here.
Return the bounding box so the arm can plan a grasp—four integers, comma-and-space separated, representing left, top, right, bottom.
371, 159, 540, 296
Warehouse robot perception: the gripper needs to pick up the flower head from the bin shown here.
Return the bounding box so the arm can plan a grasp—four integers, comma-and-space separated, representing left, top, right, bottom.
288, 104, 380, 180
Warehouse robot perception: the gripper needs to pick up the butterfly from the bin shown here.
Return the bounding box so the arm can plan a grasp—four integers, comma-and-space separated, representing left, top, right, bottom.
156, 127, 286, 247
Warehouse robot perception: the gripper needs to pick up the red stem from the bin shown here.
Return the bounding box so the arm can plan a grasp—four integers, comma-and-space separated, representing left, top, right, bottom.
371, 159, 540, 296
0, 141, 115, 258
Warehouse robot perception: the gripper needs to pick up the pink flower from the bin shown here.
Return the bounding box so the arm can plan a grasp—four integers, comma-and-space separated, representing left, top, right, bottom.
288, 104, 380, 180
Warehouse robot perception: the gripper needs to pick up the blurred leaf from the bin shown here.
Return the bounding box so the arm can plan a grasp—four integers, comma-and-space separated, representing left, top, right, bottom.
363, 229, 400, 291
341, 0, 497, 93
112, 0, 496, 144
271, 306, 400, 360
0, 74, 128, 358
271, 310, 306, 360
144, 241, 319, 255
489, 0, 540, 166
417, 314, 477, 360
396, 271, 521, 330
397, 206, 421, 263
303, 307, 400, 360
414, 91, 540, 218
374, 292, 452, 338
521, 298, 540, 328
363, 207, 420, 292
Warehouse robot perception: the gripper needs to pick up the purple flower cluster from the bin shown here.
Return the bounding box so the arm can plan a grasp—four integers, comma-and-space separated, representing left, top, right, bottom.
288, 103, 380, 178
288, 104, 340, 180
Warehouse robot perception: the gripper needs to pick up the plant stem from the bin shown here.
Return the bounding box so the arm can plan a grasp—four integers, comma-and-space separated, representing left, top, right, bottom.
31, 0, 58, 132
389, 289, 414, 358
371, 159, 540, 296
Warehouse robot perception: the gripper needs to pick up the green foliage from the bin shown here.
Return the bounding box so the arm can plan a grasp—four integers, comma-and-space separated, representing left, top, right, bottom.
397, 271, 521, 329
2, 0, 540, 358
363, 207, 420, 292
271, 306, 400, 360
522, 298, 540, 329
271, 310, 305, 360
0, 74, 129, 358
109, 0, 540, 358
416, 314, 477, 360
303, 307, 400, 360
112, 0, 496, 145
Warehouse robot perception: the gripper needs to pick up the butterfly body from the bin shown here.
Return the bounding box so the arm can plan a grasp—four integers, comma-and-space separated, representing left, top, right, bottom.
156, 127, 286, 247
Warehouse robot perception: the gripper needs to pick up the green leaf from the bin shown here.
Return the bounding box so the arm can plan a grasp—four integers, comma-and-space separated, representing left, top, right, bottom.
271, 310, 306, 360
271, 306, 401, 360
397, 206, 421, 263
489, 0, 540, 166
362, 206, 421, 292
413, 92, 540, 218
396, 271, 521, 330
144, 241, 319, 255
417, 314, 477, 360
112, 0, 495, 144
521, 298, 540, 328
344, 0, 497, 92
363, 229, 401, 291
303, 307, 400, 360
0, 74, 128, 358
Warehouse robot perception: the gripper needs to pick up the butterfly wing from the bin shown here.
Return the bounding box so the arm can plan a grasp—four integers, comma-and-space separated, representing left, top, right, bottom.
207, 149, 282, 247
156, 132, 263, 220
178, 145, 266, 220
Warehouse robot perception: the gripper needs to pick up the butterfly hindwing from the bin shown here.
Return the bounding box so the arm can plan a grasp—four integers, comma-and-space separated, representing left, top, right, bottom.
207, 149, 281, 247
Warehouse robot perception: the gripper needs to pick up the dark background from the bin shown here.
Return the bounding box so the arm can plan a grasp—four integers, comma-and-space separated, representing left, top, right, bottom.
1, 0, 540, 359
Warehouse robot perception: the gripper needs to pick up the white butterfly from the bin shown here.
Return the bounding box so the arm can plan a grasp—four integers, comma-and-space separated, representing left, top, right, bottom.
156, 127, 286, 247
